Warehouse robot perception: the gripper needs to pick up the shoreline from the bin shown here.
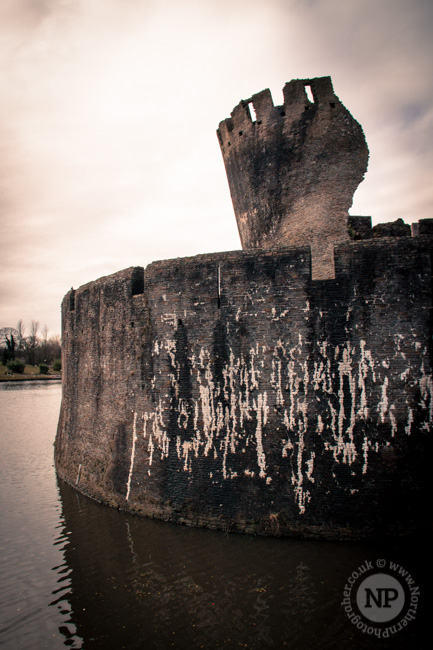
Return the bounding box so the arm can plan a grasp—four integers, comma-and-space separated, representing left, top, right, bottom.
0, 374, 62, 383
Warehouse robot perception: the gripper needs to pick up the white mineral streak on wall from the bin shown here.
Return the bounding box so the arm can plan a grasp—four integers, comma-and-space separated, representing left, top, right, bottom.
317, 342, 360, 465
377, 376, 389, 423
222, 350, 241, 479
177, 438, 193, 471
306, 452, 315, 482
126, 412, 138, 501
143, 399, 168, 466
420, 358, 433, 423
394, 333, 406, 360
389, 405, 397, 437
292, 427, 309, 514
405, 409, 413, 436
249, 345, 260, 390
291, 400, 313, 514
282, 410, 293, 457
224, 350, 239, 437
358, 340, 376, 419
312, 348, 332, 393
336, 344, 357, 464
177, 398, 189, 429
165, 339, 176, 367
286, 360, 297, 430
135, 330, 426, 515
271, 358, 284, 405
239, 359, 251, 428
362, 436, 370, 474
198, 355, 216, 456
276, 337, 315, 511
255, 392, 268, 478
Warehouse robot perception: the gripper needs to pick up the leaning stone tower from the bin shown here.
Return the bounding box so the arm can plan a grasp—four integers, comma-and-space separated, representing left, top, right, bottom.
217, 76, 369, 279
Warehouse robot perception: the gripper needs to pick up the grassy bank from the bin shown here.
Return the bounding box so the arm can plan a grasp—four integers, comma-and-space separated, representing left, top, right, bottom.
0, 362, 62, 382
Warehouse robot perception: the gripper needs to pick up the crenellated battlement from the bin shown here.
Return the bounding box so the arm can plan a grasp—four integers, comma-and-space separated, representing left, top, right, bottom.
217, 77, 340, 149
217, 76, 369, 280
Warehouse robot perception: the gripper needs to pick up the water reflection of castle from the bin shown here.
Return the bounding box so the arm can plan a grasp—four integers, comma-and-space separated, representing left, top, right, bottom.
54, 479, 427, 649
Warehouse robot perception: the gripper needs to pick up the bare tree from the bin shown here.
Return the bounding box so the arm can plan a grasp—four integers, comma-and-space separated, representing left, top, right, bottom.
41, 324, 49, 361
28, 320, 39, 365
47, 334, 61, 365
16, 320, 25, 353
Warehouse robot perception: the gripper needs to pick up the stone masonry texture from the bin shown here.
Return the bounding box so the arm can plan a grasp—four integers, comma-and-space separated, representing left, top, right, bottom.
55, 237, 433, 540
217, 77, 369, 280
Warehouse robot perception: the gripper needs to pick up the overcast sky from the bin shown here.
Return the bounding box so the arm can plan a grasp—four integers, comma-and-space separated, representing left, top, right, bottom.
1, 0, 432, 336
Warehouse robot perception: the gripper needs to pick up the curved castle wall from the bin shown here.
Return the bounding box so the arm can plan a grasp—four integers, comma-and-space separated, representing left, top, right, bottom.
55, 236, 433, 539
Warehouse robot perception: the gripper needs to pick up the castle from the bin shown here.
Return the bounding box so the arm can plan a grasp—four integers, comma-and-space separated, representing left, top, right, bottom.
55, 77, 432, 539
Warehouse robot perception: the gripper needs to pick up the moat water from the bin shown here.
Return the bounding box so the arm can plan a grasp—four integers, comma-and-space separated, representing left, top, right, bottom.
0, 381, 431, 650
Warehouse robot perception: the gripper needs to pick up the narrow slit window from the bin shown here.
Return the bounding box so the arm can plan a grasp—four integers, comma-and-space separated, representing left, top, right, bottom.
248, 101, 257, 123
305, 85, 314, 103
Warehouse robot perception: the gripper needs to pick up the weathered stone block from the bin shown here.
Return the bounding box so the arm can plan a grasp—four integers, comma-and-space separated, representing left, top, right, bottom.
371, 218, 411, 238
418, 218, 433, 235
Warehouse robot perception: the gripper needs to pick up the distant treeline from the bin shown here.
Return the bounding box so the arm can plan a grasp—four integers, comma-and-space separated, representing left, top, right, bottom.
1, 320, 61, 367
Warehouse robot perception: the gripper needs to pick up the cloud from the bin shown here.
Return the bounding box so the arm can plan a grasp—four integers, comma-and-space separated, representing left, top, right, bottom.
0, 0, 432, 334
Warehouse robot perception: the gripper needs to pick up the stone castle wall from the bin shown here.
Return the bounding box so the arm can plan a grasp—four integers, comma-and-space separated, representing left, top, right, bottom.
55, 235, 433, 539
